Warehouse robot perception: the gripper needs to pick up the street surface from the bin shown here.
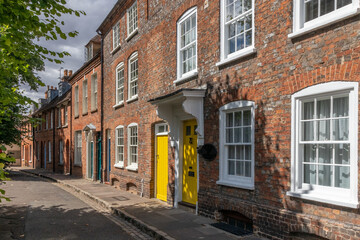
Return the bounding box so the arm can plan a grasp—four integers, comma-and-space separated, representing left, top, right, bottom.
0, 170, 150, 240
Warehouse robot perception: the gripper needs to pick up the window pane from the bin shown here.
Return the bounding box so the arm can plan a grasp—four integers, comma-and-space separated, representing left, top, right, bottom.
335, 166, 350, 188
333, 97, 349, 117
318, 165, 332, 186
337, 0, 352, 8
242, 111, 250, 126
236, 34, 244, 51
226, 113, 233, 127
244, 145, 251, 160
235, 0, 242, 15
302, 121, 314, 141
236, 20, 244, 34
303, 101, 314, 120
332, 119, 349, 140
243, 127, 251, 143
245, 161, 251, 177
304, 164, 316, 184
317, 120, 330, 141
245, 31, 252, 47
334, 143, 350, 164
236, 161, 244, 176
318, 144, 332, 164
226, 3, 234, 21
320, 0, 335, 16
244, 0, 252, 11
236, 146, 243, 160
228, 146, 235, 159
229, 37, 235, 54
234, 111, 242, 126
317, 99, 330, 119
303, 144, 316, 162
234, 127, 242, 143
228, 160, 235, 175
305, 0, 319, 22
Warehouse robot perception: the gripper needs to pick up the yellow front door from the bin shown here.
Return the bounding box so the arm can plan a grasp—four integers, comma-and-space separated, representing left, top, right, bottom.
156, 135, 168, 202
182, 119, 198, 205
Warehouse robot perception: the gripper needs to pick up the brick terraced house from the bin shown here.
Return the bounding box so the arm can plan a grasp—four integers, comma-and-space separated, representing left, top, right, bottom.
32, 75, 72, 174
96, 0, 360, 239
23, 0, 360, 238
68, 35, 102, 179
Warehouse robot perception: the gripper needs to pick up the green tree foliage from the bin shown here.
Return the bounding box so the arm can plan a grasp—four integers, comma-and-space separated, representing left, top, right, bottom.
0, 0, 85, 201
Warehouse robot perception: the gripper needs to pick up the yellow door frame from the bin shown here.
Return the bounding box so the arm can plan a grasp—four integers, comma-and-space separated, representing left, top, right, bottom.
155, 123, 169, 202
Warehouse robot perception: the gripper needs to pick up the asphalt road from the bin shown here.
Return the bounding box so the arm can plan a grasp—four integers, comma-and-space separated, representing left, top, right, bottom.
0, 170, 140, 240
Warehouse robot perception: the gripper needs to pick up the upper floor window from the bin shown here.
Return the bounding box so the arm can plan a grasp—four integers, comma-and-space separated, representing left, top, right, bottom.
74, 86, 79, 117
290, 0, 359, 38
64, 106, 68, 126
217, 100, 255, 190
91, 73, 98, 111
177, 7, 197, 81
58, 108, 62, 127
127, 1, 138, 37
85, 43, 93, 62
288, 82, 358, 208
46, 113, 49, 129
127, 123, 138, 171
83, 79, 88, 114
128, 52, 138, 100
116, 63, 125, 105
48, 141, 52, 163
59, 140, 64, 165
115, 125, 124, 168
50, 110, 54, 129
218, 0, 255, 65
113, 22, 120, 50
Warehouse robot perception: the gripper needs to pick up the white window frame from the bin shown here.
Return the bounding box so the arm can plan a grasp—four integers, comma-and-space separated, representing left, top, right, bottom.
58, 107, 61, 127
48, 141, 52, 163
115, 62, 125, 106
63, 106, 68, 126
91, 73, 98, 111
176, 7, 198, 83
51, 110, 54, 129
127, 52, 138, 101
126, 123, 138, 171
59, 140, 63, 165
82, 79, 88, 114
75, 86, 79, 117
217, 100, 255, 190
74, 131, 82, 166
114, 125, 125, 168
113, 22, 120, 50
46, 113, 49, 129
287, 81, 359, 208
127, 1, 138, 38
217, 0, 256, 67
289, 0, 360, 38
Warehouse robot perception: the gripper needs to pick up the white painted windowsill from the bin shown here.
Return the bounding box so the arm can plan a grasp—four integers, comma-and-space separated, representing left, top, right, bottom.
126, 29, 138, 42
125, 165, 138, 171
126, 97, 138, 103
174, 70, 198, 84
114, 163, 124, 169
289, 8, 360, 39
216, 179, 254, 190
111, 45, 121, 55
286, 191, 359, 209
216, 47, 256, 67
113, 102, 124, 109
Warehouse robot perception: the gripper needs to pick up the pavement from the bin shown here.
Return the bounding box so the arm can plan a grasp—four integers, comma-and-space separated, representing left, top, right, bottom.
15, 167, 264, 240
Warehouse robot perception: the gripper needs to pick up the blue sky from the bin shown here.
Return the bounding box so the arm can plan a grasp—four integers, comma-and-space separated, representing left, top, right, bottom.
23, 0, 117, 102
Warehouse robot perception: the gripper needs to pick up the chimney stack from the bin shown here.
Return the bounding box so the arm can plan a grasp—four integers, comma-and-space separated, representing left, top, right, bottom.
64, 69, 68, 77
55, 87, 57, 90
45, 91, 48, 99
51, 86, 53, 90
69, 70, 73, 76
47, 85, 50, 90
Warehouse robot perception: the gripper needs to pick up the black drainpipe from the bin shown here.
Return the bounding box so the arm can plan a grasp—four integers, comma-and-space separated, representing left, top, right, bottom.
97, 29, 104, 183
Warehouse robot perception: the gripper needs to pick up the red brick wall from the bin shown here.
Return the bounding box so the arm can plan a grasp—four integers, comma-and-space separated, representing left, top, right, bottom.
70, 56, 102, 178
99, 0, 360, 239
